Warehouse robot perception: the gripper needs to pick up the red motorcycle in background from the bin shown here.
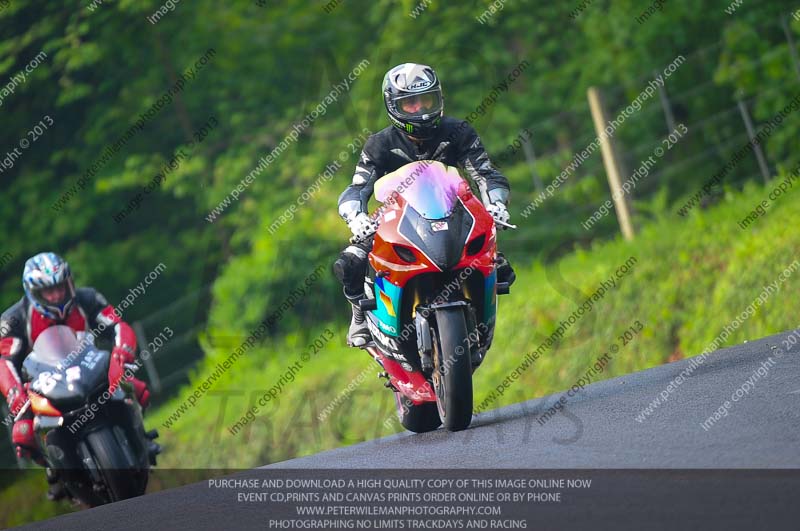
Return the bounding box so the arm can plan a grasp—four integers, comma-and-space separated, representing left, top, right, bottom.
357, 160, 513, 432
19, 325, 158, 506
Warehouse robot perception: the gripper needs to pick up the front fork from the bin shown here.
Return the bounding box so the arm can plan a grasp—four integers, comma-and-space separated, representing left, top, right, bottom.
415, 301, 487, 371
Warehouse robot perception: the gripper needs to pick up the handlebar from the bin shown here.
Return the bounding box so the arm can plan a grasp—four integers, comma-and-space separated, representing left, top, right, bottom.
495, 219, 517, 230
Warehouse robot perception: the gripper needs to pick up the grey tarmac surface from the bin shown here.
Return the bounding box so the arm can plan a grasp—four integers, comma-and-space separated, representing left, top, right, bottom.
15, 329, 800, 530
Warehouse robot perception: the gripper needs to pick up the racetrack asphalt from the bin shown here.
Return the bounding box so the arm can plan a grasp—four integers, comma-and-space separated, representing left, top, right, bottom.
14, 328, 800, 530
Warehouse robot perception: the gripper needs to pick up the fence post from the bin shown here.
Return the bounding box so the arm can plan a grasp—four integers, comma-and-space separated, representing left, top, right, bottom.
133, 321, 162, 395
521, 138, 544, 193
736, 98, 771, 183
587, 86, 635, 240
781, 14, 800, 81
654, 69, 677, 134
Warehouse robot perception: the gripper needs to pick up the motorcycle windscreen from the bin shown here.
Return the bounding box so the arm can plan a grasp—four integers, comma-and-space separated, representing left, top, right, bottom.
374, 160, 463, 219
30, 325, 82, 366
24, 325, 109, 405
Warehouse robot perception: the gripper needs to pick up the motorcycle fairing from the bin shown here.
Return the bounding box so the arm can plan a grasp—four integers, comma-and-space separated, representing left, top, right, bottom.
484, 270, 498, 324
396, 200, 475, 272
23, 326, 110, 410
371, 275, 403, 337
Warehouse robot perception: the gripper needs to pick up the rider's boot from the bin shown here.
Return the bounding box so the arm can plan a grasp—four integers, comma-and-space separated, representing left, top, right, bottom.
45, 467, 66, 501
345, 291, 371, 347
496, 252, 516, 287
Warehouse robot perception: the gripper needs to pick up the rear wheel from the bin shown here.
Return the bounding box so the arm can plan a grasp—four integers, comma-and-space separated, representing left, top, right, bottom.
85, 426, 148, 503
395, 394, 441, 433
432, 307, 473, 431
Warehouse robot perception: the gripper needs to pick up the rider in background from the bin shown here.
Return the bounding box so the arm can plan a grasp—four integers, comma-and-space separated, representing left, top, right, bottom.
0, 252, 150, 499
334, 63, 516, 347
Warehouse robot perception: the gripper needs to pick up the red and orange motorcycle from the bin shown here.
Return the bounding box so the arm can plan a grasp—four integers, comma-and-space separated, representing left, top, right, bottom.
357, 160, 513, 432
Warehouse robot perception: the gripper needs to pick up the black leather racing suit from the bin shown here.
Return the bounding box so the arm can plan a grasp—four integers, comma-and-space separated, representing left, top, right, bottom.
333, 116, 511, 301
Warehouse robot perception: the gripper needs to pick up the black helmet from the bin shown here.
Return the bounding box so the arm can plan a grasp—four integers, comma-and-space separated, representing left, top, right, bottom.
382, 63, 443, 139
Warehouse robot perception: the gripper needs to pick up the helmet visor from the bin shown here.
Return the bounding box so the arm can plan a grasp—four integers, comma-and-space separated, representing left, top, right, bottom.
393, 90, 442, 119
32, 281, 70, 309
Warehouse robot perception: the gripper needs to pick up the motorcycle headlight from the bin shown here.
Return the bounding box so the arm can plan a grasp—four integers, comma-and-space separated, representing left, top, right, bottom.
466, 234, 486, 256
393, 244, 417, 264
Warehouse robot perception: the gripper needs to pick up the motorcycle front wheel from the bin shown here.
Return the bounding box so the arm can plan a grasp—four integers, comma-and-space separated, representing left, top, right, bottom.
84, 426, 148, 504
432, 306, 473, 431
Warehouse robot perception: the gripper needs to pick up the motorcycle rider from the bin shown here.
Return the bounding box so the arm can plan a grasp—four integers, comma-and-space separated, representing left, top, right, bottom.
334, 63, 516, 347
0, 252, 151, 498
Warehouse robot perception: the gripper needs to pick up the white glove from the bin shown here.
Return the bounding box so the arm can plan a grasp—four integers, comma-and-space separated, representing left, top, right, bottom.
347, 212, 378, 242
486, 202, 510, 228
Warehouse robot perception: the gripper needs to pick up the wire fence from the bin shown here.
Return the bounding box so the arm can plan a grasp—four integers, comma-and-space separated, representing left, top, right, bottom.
508, 10, 799, 241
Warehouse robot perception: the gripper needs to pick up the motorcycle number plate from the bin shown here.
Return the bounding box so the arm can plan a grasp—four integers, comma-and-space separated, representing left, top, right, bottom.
34, 371, 59, 394
81, 350, 101, 370
66, 366, 81, 382
431, 221, 448, 232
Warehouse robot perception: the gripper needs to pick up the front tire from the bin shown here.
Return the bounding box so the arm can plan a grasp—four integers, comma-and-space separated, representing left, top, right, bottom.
85, 426, 148, 503
432, 307, 473, 431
